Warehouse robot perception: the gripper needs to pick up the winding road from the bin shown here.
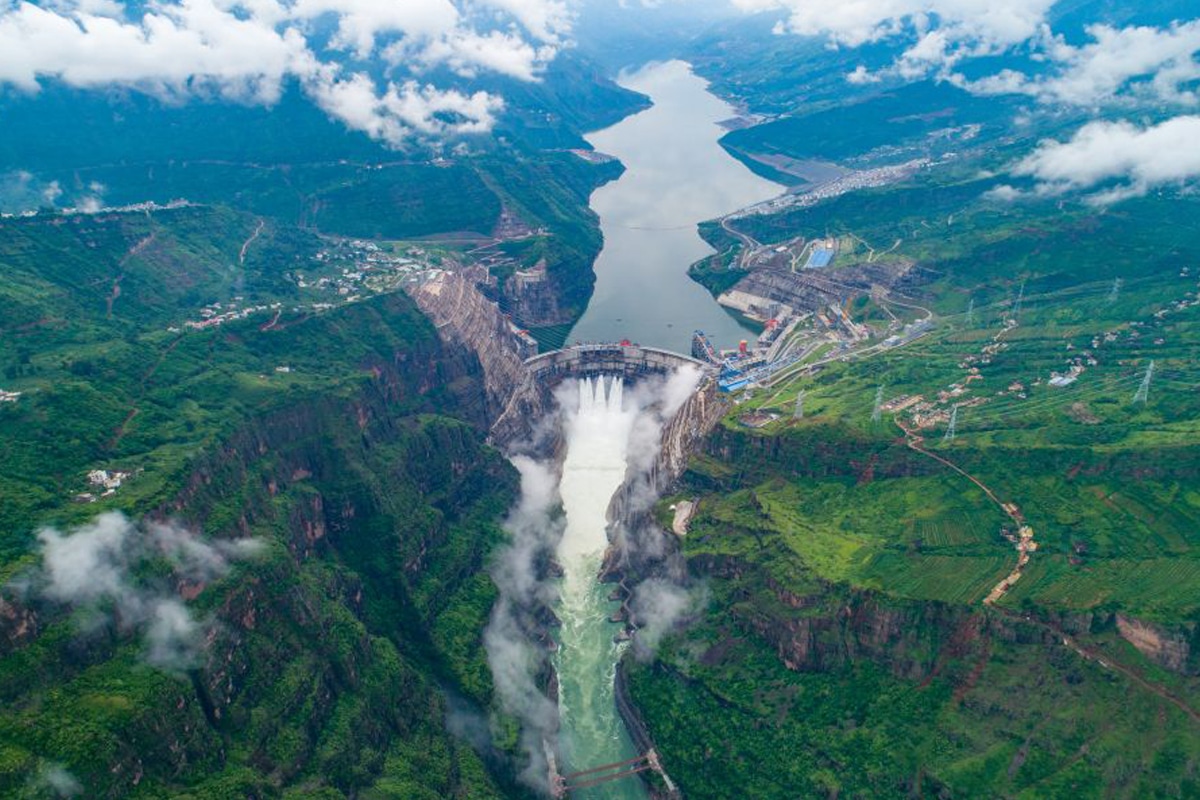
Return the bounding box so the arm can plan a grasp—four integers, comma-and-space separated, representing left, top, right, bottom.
892, 415, 1200, 726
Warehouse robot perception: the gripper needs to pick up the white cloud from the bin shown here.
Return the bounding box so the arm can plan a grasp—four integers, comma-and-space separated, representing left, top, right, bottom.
737, 1, 1200, 112
732, 0, 1053, 51
402, 27, 556, 81
478, 0, 571, 43
37, 512, 130, 604
305, 70, 504, 144
41, 180, 63, 204
144, 598, 201, 670
291, 0, 461, 57
629, 577, 694, 658
0, 0, 573, 145
0, 0, 315, 103
1011, 115, 1200, 205
35, 764, 83, 799
26, 512, 261, 671
982, 183, 1022, 202
846, 64, 882, 84
957, 21, 1200, 107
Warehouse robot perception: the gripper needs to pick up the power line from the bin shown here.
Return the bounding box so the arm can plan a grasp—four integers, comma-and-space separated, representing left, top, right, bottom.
872, 385, 885, 423
956, 375, 1142, 425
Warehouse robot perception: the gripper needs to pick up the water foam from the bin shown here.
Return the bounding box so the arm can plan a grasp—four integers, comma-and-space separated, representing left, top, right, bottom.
554, 376, 647, 798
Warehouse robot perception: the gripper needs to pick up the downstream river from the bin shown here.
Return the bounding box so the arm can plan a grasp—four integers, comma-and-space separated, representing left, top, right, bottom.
568, 60, 783, 353
551, 61, 781, 799
553, 377, 645, 800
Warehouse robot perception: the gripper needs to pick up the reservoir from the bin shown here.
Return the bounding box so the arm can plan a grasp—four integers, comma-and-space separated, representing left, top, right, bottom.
546, 61, 779, 799
568, 60, 783, 354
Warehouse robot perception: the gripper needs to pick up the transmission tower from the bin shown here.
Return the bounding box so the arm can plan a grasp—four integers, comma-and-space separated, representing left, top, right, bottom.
872, 385, 885, 423
943, 404, 959, 442
965, 298, 976, 328
794, 391, 806, 420
1133, 360, 1155, 404
1012, 280, 1026, 320
1107, 277, 1123, 304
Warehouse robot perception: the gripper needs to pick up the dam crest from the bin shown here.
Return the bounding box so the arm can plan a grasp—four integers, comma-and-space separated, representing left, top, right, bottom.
525, 342, 710, 389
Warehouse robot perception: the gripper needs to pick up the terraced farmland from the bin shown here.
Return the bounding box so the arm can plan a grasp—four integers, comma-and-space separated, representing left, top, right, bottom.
1002, 556, 1200, 618
860, 553, 1014, 604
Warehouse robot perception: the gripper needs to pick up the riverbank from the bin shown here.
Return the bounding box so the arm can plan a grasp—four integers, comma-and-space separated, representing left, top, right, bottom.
568, 60, 783, 353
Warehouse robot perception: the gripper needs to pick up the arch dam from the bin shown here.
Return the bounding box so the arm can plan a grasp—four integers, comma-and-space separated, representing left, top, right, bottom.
517, 341, 726, 556
490, 341, 723, 459
406, 271, 722, 447
524, 342, 712, 389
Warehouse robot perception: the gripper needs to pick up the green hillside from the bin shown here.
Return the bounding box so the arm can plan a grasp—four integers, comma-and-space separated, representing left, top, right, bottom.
0, 207, 527, 797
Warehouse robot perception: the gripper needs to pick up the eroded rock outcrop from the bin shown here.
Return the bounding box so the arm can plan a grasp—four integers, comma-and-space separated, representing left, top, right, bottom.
408, 271, 546, 446
1117, 614, 1197, 675
0, 594, 37, 656
616, 374, 724, 507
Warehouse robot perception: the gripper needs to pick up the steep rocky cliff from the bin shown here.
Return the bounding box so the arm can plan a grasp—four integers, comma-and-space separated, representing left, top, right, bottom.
409, 271, 547, 447
605, 376, 727, 584
502, 261, 577, 329
0, 293, 527, 798
689, 551, 1070, 682
1116, 614, 1198, 675
622, 377, 727, 515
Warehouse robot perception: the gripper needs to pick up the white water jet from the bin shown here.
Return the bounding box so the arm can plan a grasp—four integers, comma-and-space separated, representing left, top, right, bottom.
558, 377, 637, 566
486, 371, 700, 797
554, 376, 647, 798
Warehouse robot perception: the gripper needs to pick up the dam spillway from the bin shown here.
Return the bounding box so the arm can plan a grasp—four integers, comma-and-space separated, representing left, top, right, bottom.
525, 344, 711, 390
408, 270, 716, 797
553, 376, 646, 799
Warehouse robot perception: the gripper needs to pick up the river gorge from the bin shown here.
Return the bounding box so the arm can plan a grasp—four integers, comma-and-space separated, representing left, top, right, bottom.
552, 61, 781, 796
413, 60, 784, 798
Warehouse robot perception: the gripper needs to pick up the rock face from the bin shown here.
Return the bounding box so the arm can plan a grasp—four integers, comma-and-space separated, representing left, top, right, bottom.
0, 595, 37, 656
504, 259, 576, 327
600, 374, 726, 587
608, 376, 725, 529
657, 379, 727, 484
408, 271, 547, 446
1117, 615, 1197, 675
0, 293, 518, 798
752, 589, 987, 681
689, 552, 1070, 687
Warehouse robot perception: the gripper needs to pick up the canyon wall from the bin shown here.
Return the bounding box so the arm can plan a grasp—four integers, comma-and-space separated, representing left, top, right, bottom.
0, 292, 521, 797
608, 376, 725, 530
407, 271, 547, 446
1116, 615, 1197, 675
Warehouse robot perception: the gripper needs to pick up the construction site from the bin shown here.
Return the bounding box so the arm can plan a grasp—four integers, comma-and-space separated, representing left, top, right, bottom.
693, 251, 935, 393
